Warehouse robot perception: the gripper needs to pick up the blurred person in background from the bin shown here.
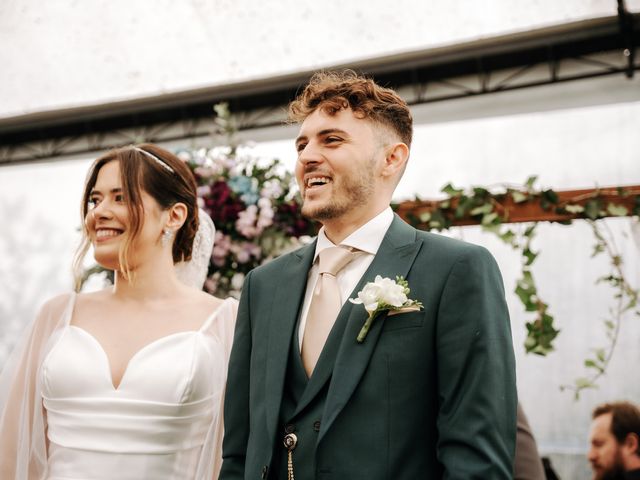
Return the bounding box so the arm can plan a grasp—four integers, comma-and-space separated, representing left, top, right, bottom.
515, 403, 546, 479
588, 401, 640, 480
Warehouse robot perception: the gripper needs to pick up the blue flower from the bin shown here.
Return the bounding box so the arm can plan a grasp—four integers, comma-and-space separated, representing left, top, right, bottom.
240, 191, 260, 205
229, 175, 259, 205
228, 175, 252, 194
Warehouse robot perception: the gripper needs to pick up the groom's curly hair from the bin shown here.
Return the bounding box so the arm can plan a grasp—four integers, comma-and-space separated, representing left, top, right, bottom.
288, 69, 413, 147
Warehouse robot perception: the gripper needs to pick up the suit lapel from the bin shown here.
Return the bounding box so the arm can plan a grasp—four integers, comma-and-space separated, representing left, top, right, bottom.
264, 241, 316, 442
318, 216, 423, 443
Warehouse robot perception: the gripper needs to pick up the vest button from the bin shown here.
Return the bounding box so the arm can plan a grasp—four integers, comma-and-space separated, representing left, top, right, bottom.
283, 432, 298, 450
261, 465, 269, 479
313, 420, 321, 432
284, 423, 296, 433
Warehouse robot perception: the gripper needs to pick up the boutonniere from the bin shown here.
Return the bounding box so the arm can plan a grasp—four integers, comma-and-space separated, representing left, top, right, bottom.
349, 275, 423, 343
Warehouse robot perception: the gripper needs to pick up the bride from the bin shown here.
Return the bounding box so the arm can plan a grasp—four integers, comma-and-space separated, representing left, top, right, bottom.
0, 144, 237, 479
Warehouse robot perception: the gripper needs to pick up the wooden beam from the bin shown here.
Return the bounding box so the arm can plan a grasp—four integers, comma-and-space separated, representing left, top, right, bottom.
395, 185, 640, 227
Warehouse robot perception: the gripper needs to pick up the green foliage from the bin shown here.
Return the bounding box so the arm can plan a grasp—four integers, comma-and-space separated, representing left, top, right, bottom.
564, 204, 584, 214
524, 175, 538, 190
561, 221, 640, 399
511, 190, 528, 204
441, 183, 464, 197
607, 203, 629, 216
584, 199, 604, 220
400, 177, 639, 398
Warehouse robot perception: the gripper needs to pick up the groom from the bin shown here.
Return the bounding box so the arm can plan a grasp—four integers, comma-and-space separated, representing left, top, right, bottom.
220, 70, 517, 479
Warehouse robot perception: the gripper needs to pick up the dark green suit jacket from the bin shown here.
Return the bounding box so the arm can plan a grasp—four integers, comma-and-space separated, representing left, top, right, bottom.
221, 215, 517, 479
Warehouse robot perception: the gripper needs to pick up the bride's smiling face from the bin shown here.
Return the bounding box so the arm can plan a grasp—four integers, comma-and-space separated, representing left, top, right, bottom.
86, 160, 165, 271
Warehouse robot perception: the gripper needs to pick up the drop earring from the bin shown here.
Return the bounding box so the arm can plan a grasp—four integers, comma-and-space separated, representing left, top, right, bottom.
162, 228, 174, 247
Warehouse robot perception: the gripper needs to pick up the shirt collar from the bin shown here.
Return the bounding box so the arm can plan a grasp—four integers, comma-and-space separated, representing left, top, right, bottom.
314, 207, 394, 261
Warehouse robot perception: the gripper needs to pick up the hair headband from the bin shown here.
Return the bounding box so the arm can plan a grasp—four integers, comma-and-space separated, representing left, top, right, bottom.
133, 147, 175, 174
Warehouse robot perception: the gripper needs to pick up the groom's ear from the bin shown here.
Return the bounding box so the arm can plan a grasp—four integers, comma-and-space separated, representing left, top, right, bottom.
380, 142, 409, 182
165, 202, 188, 230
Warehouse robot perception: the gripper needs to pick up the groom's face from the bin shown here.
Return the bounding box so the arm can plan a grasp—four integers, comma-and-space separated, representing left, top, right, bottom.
294, 107, 385, 226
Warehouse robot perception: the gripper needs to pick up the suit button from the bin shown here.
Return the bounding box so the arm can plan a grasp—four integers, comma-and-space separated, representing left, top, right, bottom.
261, 465, 268, 479
284, 423, 296, 433
313, 420, 321, 432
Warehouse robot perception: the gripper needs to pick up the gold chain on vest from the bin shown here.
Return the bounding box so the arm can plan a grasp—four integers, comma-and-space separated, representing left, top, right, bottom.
283, 432, 298, 480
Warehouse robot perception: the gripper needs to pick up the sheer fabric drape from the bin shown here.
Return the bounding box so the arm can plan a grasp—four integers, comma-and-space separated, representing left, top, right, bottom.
0, 294, 69, 479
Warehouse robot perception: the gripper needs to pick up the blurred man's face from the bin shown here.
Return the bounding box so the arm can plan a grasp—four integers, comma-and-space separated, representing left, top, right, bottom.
588, 413, 625, 480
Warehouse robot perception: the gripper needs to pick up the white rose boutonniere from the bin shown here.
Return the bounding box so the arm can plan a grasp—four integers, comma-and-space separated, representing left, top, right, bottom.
349, 275, 423, 343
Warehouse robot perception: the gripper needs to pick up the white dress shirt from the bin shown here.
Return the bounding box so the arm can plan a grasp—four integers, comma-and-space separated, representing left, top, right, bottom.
297, 207, 394, 350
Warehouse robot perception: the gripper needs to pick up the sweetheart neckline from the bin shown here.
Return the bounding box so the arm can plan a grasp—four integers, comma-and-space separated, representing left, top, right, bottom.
65, 298, 233, 390
68, 326, 206, 391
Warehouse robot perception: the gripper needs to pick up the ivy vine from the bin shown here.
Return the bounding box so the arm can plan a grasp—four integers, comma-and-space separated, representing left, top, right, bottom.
397, 177, 640, 397
560, 219, 640, 399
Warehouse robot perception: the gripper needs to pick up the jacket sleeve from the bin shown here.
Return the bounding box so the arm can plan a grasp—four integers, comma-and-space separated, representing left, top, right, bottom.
435, 246, 517, 479
219, 271, 254, 480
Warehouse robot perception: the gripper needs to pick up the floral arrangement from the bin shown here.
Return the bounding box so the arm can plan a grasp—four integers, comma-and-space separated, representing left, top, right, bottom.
177, 105, 316, 297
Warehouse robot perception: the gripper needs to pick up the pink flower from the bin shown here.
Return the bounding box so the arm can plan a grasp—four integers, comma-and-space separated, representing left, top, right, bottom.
212, 232, 232, 267
197, 185, 211, 197
261, 180, 284, 199
231, 242, 262, 264
236, 205, 261, 238
204, 276, 218, 294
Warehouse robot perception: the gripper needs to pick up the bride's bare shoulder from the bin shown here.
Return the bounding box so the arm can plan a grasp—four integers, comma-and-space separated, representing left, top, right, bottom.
75, 289, 113, 306
188, 289, 228, 310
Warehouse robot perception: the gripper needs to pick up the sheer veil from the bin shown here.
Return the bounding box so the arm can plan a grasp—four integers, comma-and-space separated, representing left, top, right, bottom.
175, 208, 216, 289
0, 208, 235, 480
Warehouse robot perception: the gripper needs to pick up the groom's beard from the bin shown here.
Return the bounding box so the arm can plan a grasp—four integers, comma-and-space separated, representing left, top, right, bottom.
301, 162, 375, 222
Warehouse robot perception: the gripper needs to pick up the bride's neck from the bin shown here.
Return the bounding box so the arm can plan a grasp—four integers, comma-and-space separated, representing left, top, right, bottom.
112, 257, 185, 301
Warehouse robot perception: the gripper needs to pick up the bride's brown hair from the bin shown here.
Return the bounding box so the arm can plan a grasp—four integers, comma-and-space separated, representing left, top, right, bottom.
73, 144, 198, 289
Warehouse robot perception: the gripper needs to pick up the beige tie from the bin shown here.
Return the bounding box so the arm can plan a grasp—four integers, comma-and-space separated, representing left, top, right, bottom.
301, 246, 357, 377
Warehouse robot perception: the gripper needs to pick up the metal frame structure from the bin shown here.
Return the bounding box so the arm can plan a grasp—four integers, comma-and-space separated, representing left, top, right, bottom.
0, 10, 638, 165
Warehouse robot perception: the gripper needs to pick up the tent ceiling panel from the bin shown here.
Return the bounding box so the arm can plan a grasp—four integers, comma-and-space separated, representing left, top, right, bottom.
0, 14, 638, 165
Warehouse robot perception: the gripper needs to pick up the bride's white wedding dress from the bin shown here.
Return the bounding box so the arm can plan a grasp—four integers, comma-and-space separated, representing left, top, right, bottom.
0, 293, 237, 480
44, 294, 237, 480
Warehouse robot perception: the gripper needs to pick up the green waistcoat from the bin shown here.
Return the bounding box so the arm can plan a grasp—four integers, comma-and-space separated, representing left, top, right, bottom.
274, 306, 350, 480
